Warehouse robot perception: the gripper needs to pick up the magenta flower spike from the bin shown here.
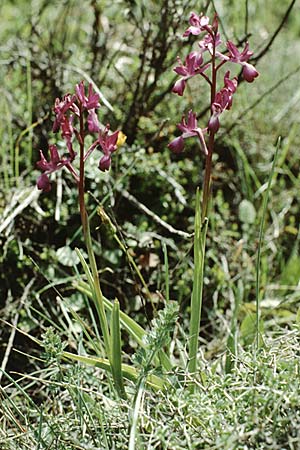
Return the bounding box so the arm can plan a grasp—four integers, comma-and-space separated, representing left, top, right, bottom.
170, 11, 259, 154
37, 80, 122, 191
169, 10, 259, 220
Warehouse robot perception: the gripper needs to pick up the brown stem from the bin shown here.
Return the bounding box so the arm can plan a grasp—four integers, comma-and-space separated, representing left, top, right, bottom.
201, 32, 217, 222
78, 106, 87, 236
201, 134, 214, 222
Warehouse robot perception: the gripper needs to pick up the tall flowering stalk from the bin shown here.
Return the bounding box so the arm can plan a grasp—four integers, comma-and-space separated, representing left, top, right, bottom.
169, 12, 259, 376
37, 81, 126, 396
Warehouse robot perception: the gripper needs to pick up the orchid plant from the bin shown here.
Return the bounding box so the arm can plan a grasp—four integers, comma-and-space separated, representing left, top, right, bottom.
36, 81, 133, 396
36, 81, 174, 396
35, 11, 259, 395
168, 11, 259, 376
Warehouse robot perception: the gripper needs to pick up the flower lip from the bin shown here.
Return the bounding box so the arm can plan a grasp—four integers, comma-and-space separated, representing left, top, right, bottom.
99, 154, 111, 171
242, 63, 259, 82
168, 136, 184, 154
37, 173, 51, 192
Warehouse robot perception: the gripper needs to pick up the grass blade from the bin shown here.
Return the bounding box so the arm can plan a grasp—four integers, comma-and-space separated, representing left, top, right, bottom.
255, 137, 281, 349
110, 299, 126, 398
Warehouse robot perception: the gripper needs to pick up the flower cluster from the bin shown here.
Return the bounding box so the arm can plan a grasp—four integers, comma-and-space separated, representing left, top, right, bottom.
37, 81, 123, 192
168, 12, 259, 154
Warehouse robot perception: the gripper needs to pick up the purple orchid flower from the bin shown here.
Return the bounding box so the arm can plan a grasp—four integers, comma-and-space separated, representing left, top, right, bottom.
225, 41, 259, 83
208, 71, 238, 133
75, 81, 100, 110
183, 12, 210, 37
97, 126, 119, 171
87, 109, 100, 133
199, 32, 222, 54
172, 52, 209, 96
168, 110, 208, 155
36, 144, 77, 192
36, 81, 123, 192
52, 94, 79, 133
60, 115, 76, 159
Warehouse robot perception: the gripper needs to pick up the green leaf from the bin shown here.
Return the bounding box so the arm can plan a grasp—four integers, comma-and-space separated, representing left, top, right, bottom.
280, 253, 300, 286
56, 246, 80, 266
63, 351, 166, 390
240, 312, 264, 347
188, 188, 208, 376
238, 199, 256, 225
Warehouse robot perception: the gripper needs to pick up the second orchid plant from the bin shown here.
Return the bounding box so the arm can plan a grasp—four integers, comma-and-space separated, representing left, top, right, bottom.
168, 12, 259, 375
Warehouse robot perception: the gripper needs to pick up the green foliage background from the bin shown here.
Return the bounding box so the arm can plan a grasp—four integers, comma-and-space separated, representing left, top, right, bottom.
0, 0, 300, 448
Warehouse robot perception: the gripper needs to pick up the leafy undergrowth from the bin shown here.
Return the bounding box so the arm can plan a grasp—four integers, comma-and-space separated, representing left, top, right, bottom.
1, 0, 300, 449
1, 327, 299, 449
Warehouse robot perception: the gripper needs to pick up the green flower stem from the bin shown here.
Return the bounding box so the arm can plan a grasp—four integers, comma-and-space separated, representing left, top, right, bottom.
78, 106, 111, 362
188, 37, 217, 379
201, 134, 214, 222
84, 217, 111, 360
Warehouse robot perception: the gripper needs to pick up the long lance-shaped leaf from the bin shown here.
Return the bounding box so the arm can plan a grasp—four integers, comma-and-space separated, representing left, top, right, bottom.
188, 188, 208, 377
75, 279, 145, 345
110, 299, 126, 398
75, 280, 173, 372
75, 247, 111, 361
63, 351, 166, 390
255, 137, 280, 350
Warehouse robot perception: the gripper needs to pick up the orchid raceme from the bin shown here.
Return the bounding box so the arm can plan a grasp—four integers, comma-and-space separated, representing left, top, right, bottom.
170, 12, 259, 159
37, 81, 123, 192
